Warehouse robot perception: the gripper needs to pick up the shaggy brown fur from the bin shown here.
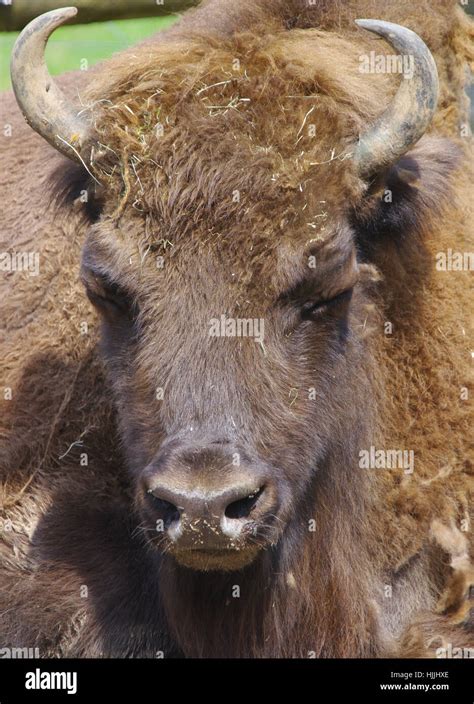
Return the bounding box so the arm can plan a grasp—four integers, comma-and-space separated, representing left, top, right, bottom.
0, 0, 472, 658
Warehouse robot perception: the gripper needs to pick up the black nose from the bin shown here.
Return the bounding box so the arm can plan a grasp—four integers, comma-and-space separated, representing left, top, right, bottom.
146, 481, 267, 544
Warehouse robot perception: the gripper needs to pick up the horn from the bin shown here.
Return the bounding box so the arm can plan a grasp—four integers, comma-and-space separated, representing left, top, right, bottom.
354, 20, 439, 177
10, 7, 90, 164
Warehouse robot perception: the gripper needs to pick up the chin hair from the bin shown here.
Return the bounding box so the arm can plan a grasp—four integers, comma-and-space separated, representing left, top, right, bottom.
171, 547, 261, 572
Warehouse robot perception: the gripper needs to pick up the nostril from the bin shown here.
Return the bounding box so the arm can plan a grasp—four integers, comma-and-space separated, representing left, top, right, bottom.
147, 493, 180, 529
225, 487, 264, 520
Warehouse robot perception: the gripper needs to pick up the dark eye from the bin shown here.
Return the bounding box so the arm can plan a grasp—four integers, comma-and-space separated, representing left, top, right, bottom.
81, 268, 133, 316
301, 288, 353, 321
86, 284, 130, 314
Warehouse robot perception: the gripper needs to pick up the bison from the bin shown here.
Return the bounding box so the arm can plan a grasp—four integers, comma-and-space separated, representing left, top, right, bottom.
0, 0, 472, 658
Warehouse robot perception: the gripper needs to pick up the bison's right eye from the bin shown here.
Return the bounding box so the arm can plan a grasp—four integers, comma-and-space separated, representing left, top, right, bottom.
81, 268, 134, 317
301, 288, 353, 321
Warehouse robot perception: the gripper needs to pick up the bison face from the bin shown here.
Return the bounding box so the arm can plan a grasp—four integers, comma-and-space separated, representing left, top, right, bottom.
15, 10, 449, 572
80, 206, 372, 572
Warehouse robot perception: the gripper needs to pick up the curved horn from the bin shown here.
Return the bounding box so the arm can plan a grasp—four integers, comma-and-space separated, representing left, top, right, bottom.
10, 7, 90, 163
354, 19, 439, 177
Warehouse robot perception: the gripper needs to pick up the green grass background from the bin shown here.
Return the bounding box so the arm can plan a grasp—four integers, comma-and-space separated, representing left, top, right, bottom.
0, 16, 178, 92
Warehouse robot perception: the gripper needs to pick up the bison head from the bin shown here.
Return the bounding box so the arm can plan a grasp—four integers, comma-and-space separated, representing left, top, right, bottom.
11, 8, 452, 572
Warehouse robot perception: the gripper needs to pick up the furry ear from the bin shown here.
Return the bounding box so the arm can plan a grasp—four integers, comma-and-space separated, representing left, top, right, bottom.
49, 159, 104, 223
352, 136, 462, 256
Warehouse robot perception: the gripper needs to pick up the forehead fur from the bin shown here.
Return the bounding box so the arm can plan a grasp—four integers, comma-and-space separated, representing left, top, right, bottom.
82, 29, 393, 245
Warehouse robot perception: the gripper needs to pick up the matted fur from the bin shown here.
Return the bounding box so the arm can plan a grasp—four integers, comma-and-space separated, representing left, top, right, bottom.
0, 0, 472, 657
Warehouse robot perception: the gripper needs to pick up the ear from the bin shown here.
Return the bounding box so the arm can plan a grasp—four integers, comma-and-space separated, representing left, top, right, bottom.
352, 136, 462, 257
49, 159, 104, 223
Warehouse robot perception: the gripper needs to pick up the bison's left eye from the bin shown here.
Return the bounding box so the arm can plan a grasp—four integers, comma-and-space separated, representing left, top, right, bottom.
301, 288, 353, 321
